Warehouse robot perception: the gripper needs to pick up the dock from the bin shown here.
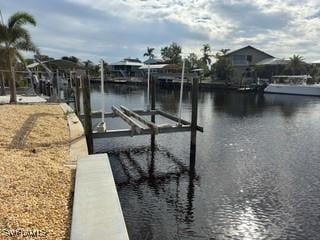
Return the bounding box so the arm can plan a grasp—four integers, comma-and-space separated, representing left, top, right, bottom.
70, 154, 129, 240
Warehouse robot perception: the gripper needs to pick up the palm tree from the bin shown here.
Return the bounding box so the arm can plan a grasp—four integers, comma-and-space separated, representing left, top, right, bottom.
0, 11, 37, 103
143, 47, 155, 60
200, 44, 212, 67
214, 48, 230, 58
288, 54, 306, 75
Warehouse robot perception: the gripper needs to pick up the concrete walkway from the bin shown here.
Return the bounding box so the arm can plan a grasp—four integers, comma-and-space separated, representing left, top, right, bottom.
0, 95, 47, 104
71, 154, 129, 240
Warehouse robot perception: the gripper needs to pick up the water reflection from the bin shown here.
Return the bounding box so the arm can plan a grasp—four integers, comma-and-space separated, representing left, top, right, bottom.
108, 142, 200, 239
211, 91, 319, 118
92, 83, 320, 240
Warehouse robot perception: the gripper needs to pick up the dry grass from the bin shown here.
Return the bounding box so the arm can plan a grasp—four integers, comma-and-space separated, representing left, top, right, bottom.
0, 104, 73, 239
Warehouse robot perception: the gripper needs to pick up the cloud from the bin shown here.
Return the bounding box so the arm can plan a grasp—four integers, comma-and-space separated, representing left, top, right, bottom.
2, 0, 320, 62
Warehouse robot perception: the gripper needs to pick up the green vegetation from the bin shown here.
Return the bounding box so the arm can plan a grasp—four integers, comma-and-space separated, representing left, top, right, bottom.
61, 56, 79, 63
200, 44, 212, 67
143, 47, 155, 59
287, 54, 306, 75
212, 49, 233, 83
0, 11, 38, 103
161, 42, 182, 64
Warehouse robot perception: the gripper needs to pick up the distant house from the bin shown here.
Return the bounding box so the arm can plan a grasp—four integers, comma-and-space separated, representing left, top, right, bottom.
225, 45, 275, 84
139, 64, 182, 83
110, 58, 144, 79
255, 58, 290, 81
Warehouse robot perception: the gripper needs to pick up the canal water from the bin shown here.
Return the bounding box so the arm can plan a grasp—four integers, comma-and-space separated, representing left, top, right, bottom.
90, 83, 320, 240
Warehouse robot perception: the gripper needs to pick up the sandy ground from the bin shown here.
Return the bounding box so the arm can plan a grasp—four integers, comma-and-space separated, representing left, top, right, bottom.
0, 104, 73, 239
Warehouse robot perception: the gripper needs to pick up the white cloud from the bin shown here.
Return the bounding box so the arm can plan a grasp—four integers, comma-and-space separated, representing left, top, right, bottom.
3, 0, 320, 62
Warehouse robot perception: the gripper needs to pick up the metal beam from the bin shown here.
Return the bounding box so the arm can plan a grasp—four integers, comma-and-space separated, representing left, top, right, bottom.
92, 125, 191, 138
111, 106, 145, 134
80, 110, 157, 119
120, 105, 158, 134
157, 110, 203, 132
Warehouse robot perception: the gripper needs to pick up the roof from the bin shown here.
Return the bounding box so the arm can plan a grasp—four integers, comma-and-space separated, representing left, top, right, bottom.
139, 64, 179, 70
139, 64, 168, 70
27, 59, 84, 70
256, 58, 289, 65
225, 45, 274, 58
192, 68, 204, 72
110, 59, 143, 66
312, 60, 320, 64
272, 75, 312, 79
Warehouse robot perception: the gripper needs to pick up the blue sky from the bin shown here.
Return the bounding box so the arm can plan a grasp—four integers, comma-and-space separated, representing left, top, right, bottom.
2, 0, 320, 63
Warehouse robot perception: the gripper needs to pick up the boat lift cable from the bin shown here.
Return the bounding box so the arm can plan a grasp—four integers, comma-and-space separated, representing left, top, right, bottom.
178, 58, 185, 125
101, 59, 105, 123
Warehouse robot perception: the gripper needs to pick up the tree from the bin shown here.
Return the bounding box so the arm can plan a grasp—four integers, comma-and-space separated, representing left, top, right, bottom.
185, 53, 199, 71
0, 48, 6, 95
62, 56, 79, 63
287, 55, 306, 75
200, 44, 212, 67
83, 60, 99, 76
36, 54, 54, 62
212, 49, 233, 83
0, 11, 37, 103
161, 42, 182, 64
143, 47, 155, 59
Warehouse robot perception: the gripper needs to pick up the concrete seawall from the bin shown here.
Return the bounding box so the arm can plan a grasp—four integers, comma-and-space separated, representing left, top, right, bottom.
60, 103, 129, 240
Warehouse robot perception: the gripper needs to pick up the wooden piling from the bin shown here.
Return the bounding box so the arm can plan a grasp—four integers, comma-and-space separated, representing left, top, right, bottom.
39, 80, 43, 94
190, 77, 199, 170
46, 81, 51, 96
150, 76, 156, 145
82, 73, 93, 154
75, 76, 81, 115
1, 72, 6, 96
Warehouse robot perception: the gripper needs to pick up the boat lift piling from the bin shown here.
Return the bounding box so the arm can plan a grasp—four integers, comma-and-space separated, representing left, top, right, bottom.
150, 75, 156, 146
82, 72, 94, 154
190, 77, 199, 170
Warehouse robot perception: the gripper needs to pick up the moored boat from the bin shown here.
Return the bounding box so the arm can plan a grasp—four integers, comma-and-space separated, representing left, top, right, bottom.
264, 75, 320, 96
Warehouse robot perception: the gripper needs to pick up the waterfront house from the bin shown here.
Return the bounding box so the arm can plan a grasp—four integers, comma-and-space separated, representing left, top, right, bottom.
110, 58, 144, 80
254, 58, 290, 82
139, 64, 182, 83
225, 45, 275, 85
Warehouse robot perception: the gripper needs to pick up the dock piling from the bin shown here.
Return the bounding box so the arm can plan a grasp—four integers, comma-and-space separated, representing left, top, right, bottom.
150, 76, 156, 145
82, 73, 93, 154
74, 75, 81, 115
190, 77, 199, 170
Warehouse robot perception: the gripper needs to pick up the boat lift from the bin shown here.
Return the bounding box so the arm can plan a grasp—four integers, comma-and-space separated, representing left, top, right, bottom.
89, 58, 203, 139
80, 58, 203, 169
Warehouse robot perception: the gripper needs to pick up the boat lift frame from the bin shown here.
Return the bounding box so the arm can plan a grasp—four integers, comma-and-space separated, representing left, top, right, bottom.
80, 59, 202, 169
87, 106, 203, 138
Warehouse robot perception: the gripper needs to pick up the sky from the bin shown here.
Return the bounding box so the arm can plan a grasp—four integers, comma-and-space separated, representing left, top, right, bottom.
2, 0, 320, 63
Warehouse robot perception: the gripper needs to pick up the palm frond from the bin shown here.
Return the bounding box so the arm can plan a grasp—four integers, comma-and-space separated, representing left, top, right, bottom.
8, 12, 36, 29
7, 27, 38, 52
15, 50, 26, 64
8, 26, 28, 44
15, 38, 38, 52
0, 24, 8, 43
